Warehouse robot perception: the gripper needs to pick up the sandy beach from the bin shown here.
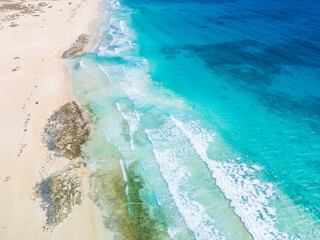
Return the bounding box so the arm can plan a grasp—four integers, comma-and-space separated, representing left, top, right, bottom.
0, 0, 113, 239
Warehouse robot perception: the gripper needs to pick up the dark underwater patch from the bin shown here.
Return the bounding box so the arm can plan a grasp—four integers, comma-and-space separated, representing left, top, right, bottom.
90, 156, 168, 240
126, 163, 168, 240
182, 39, 320, 121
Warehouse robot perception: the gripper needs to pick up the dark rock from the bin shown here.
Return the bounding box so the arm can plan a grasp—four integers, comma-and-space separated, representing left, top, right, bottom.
62, 34, 89, 59
34, 171, 82, 231
44, 101, 89, 160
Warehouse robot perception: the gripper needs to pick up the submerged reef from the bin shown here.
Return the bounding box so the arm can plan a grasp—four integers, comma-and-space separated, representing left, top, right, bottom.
34, 170, 82, 231
90, 156, 137, 239
85, 118, 169, 239
125, 165, 168, 240
90, 156, 168, 240
44, 101, 89, 159
62, 34, 90, 59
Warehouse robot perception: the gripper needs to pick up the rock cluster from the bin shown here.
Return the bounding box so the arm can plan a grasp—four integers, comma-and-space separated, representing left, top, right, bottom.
35, 101, 90, 230
34, 171, 82, 231
62, 34, 89, 58
44, 101, 89, 160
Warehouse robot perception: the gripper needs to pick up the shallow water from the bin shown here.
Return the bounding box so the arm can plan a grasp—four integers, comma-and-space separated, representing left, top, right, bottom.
68, 0, 320, 239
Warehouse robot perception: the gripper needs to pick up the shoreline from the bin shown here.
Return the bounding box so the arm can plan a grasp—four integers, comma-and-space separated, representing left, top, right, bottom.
0, 0, 113, 239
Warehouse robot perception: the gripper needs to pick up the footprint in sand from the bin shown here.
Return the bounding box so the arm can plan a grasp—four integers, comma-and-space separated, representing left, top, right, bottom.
12, 66, 21, 72
4, 176, 10, 182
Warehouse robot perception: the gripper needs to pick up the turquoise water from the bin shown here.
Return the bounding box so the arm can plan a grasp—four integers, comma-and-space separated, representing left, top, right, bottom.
68, 0, 320, 239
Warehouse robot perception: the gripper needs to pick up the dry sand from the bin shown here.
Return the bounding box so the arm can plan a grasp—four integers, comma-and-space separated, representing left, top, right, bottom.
0, 0, 113, 239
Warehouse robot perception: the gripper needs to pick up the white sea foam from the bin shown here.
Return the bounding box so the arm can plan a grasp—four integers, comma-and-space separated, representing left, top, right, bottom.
119, 158, 129, 196
98, 1, 134, 57
102, 126, 111, 142
119, 159, 128, 182
120, 20, 131, 42
145, 121, 225, 240
98, 64, 128, 99
171, 116, 292, 240
167, 226, 182, 239
116, 102, 140, 151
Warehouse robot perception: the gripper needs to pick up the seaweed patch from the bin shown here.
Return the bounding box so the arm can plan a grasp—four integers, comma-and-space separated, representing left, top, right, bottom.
125, 164, 168, 240
34, 170, 82, 231
89, 154, 168, 240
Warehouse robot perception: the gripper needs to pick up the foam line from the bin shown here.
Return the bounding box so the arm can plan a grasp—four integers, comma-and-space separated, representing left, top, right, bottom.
145, 121, 225, 240
171, 116, 291, 240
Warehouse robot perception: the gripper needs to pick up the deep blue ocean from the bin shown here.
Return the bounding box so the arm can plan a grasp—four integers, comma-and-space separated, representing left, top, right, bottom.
68, 0, 320, 239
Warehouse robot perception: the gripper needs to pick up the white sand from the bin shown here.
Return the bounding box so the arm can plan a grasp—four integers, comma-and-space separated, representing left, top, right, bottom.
0, 0, 113, 239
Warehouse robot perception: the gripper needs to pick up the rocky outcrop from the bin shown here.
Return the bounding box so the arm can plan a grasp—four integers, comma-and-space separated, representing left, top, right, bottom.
34, 101, 90, 230
34, 170, 82, 231
62, 34, 89, 58
44, 101, 89, 160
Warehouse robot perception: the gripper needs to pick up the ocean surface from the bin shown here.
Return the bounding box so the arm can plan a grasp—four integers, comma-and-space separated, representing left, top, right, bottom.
67, 0, 320, 239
